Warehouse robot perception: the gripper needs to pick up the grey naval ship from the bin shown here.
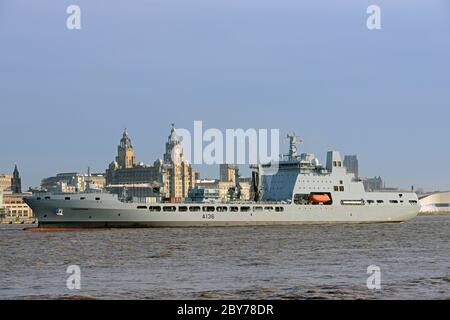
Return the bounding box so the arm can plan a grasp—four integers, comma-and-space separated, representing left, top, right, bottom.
24, 135, 420, 228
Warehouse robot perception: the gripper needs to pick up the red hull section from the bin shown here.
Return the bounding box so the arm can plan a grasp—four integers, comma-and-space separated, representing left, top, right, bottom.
23, 227, 112, 232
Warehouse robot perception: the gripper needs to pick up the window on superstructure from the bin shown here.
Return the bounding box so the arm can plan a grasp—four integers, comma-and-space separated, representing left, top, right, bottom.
179, 206, 188, 212
230, 207, 239, 212
341, 200, 365, 206
189, 206, 200, 212
339, 186, 344, 192
149, 206, 161, 212
377, 200, 384, 204
334, 186, 339, 192
240, 207, 251, 212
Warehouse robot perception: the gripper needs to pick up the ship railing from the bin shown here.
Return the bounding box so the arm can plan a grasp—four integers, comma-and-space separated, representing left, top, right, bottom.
30, 189, 112, 197
366, 189, 414, 193
123, 200, 293, 205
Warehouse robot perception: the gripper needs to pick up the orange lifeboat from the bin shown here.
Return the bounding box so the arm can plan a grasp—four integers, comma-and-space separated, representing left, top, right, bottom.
308, 194, 331, 204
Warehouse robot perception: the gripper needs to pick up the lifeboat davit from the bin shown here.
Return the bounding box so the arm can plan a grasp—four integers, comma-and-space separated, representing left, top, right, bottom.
309, 194, 331, 204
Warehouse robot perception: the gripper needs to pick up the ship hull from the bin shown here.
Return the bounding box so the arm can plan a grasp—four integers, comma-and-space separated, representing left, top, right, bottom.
24, 193, 420, 228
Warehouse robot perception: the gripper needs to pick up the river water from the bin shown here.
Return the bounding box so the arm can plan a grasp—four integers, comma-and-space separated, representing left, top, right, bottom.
0, 215, 448, 300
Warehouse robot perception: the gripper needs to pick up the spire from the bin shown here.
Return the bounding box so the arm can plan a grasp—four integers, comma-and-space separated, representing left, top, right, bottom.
169, 123, 179, 144
164, 123, 184, 164
120, 128, 132, 149
11, 164, 21, 194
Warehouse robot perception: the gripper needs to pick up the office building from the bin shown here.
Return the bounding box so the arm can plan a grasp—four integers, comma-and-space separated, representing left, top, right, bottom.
343, 155, 359, 178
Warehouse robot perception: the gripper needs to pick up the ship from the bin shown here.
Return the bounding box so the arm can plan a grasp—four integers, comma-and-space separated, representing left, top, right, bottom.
24, 135, 420, 228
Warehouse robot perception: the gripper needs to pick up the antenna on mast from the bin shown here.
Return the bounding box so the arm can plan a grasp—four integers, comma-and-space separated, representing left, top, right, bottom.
285, 133, 302, 161
85, 166, 92, 192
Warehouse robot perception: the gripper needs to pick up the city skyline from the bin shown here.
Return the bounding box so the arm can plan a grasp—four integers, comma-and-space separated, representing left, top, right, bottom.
1, 0, 450, 191
0, 126, 445, 193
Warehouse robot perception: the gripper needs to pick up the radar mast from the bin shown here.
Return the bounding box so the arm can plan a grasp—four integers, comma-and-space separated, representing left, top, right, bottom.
285, 133, 303, 161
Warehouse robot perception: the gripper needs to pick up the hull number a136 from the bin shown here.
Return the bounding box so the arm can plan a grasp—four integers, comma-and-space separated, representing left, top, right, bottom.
202, 214, 215, 220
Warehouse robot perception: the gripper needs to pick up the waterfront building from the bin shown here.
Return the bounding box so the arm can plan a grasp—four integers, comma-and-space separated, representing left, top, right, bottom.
106, 183, 161, 202
11, 165, 22, 194
220, 164, 238, 184
106, 126, 196, 200
106, 129, 164, 191
195, 179, 235, 202
162, 125, 196, 199
0, 174, 12, 191
107, 160, 164, 185
238, 177, 251, 200
343, 155, 359, 178
0, 189, 4, 220
188, 186, 220, 203
41, 172, 105, 193
363, 176, 384, 191
419, 192, 450, 214
194, 175, 251, 202
218, 164, 251, 200
1, 191, 35, 224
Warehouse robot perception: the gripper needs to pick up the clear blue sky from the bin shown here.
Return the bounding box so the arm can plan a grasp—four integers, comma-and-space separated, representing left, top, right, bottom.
1, 0, 449, 191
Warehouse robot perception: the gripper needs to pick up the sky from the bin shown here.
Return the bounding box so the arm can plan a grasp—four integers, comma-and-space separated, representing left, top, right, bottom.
0, 0, 449, 191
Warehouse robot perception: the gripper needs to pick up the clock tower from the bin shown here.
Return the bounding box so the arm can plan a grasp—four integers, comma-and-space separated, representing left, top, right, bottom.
162, 124, 195, 199
116, 129, 136, 169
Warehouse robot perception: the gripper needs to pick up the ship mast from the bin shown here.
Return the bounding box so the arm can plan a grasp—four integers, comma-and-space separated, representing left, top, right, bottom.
285, 133, 302, 161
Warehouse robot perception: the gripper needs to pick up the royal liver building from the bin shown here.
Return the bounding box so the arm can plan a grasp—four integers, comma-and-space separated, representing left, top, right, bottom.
162, 125, 196, 200
106, 125, 196, 200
